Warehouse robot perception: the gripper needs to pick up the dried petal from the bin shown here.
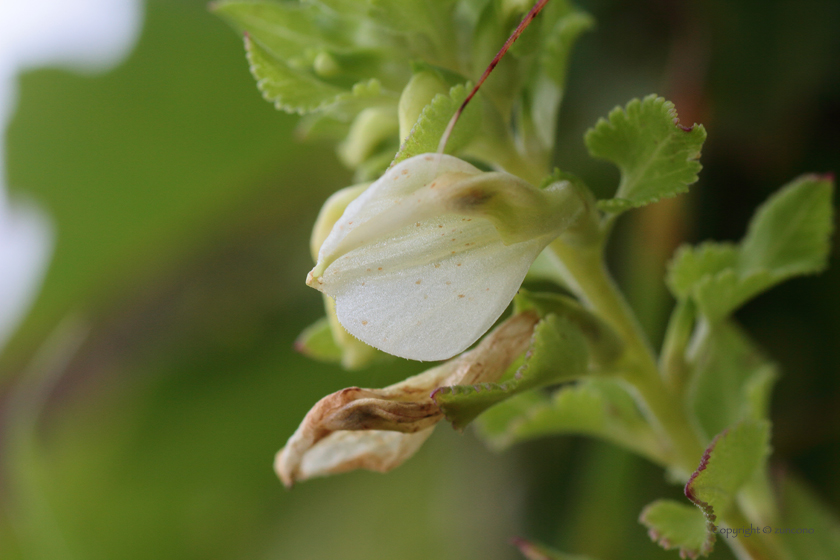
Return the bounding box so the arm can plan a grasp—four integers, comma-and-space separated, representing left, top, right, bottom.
276, 310, 539, 486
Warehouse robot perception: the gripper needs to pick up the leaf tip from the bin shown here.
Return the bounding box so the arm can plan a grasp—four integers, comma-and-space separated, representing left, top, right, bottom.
684, 429, 728, 529
673, 117, 694, 132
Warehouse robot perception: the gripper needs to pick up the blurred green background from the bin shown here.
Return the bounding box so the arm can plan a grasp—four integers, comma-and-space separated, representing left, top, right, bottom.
0, 1, 837, 559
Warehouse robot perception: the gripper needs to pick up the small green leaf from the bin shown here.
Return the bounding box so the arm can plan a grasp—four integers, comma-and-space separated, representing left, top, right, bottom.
294, 316, 342, 363
640, 499, 714, 559
688, 321, 776, 441
667, 175, 834, 321
246, 35, 390, 114
213, 1, 343, 62
585, 95, 706, 212
475, 379, 665, 463
391, 83, 482, 165
739, 174, 834, 278
434, 314, 589, 430
512, 537, 598, 560
684, 420, 772, 532
246, 35, 342, 113
667, 243, 739, 300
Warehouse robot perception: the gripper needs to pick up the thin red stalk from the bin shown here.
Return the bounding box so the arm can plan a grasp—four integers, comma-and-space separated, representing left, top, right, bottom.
436, 0, 552, 154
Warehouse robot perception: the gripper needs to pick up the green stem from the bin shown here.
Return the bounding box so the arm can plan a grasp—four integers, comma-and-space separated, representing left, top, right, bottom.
547, 238, 705, 474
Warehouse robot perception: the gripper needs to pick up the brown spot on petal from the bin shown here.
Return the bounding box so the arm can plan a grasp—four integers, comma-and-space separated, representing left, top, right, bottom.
416, 279, 422, 284
362, 320, 368, 325
458, 294, 465, 298
378, 267, 383, 271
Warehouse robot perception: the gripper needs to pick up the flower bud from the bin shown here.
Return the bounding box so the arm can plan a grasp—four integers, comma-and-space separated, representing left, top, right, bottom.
306, 154, 586, 361
398, 70, 448, 143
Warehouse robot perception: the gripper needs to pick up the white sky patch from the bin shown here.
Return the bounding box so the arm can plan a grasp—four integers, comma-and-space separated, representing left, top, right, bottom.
0, 0, 143, 353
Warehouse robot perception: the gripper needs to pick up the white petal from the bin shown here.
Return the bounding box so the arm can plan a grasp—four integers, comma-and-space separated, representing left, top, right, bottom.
328, 221, 547, 360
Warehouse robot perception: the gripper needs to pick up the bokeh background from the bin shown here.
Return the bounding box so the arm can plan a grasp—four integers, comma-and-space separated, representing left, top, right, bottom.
0, 1, 838, 559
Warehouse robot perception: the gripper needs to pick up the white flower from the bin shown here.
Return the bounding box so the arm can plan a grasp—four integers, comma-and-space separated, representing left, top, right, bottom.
306, 153, 585, 361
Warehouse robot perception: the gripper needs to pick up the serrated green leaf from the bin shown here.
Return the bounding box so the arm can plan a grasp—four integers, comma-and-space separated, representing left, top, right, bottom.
512, 537, 598, 560
667, 243, 739, 300
391, 83, 482, 164
213, 1, 342, 63
667, 175, 834, 321
688, 321, 777, 440
475, 378, 665, 462
294, 316, 343, 363
246, 35, 343, 113
640, 500, 714, 559
684, 420, 772, 532
434, 314, 588, 430
585, 94, 706, 212
246, 35, 391, 114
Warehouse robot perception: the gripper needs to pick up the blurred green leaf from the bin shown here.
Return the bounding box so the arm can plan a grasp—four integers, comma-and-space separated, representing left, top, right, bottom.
639, 499, 714, 559
213, 0, 342, 62
688, 321, 778, 441
369, 0, 458, 67
739, 174, 834, 278
512, 536, 598, 560
475, 378, 664, 463
778, 475, 840, 560
667, 175, 834, 321
528, 10, 594, 150
585, 95, 706, 213
684, 420, 771, 532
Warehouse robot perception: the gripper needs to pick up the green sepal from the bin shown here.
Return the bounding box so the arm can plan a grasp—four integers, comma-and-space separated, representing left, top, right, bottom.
684, 420, 772, 532
475, 379, 665, 463
639, 500, 714, 559
294, 316, 343, 363
667, 175, 834, 322
391, 82, 482, 165
433, 314, 589, 430
585, 95, 706, 213
512, 536, 598, 560
514, 290, 623, 368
